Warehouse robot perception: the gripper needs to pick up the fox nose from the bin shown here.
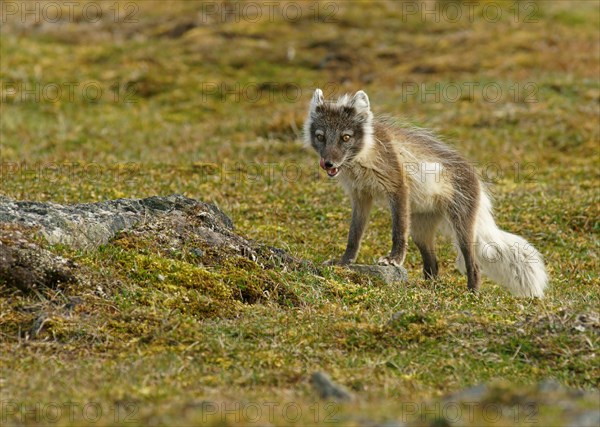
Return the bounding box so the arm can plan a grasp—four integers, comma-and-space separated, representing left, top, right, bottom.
319, 158, 334, 170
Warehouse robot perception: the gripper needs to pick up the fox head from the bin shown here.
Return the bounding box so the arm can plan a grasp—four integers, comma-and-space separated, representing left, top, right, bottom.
304, 89, 374, 177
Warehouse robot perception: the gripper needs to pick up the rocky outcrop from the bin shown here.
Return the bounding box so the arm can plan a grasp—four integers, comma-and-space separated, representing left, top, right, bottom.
0, 194, 233, 250
0, 194, 407, 294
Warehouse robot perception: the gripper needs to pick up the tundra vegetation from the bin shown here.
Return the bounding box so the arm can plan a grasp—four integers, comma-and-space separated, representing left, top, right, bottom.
0, 1, 598, 426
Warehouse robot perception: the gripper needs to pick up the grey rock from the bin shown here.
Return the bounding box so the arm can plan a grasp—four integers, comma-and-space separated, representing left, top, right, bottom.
537, 378, 564, 393
0, 194, 232, 250
0, 195, 310, 294
348, 264, 408, 284
310, 372, 354, 402
371, 421, 406, 427
568, 410, 600, 427
443, 384, 488, 403
190, 247, 204, 258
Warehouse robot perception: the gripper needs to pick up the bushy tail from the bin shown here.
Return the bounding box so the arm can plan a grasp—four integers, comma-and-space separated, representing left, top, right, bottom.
457, 191, 548, 297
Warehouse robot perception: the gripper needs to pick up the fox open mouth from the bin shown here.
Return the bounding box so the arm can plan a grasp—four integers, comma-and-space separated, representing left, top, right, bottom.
326, 167, 339, 177
319, 158, 340, 177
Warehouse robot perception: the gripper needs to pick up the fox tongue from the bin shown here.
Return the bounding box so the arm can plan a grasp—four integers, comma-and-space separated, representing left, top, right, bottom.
319, 159, 339, 177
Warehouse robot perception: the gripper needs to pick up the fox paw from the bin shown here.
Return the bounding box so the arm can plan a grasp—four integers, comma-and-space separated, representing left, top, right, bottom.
377, 256, 404, 267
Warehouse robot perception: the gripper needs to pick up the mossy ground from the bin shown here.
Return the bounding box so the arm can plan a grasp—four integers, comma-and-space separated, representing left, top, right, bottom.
1, 1, 598, 425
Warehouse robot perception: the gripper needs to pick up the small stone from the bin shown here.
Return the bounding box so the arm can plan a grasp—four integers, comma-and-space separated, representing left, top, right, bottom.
373, 421, 406, 427
537, 378, 563, 393
310, 372, 353, 402
391, 311, 406, 321
190, 248, 204, 257
157, 274, 165, 282
568, 410, 600, 427
443, 384, 488, 403
347, 264, 408, 284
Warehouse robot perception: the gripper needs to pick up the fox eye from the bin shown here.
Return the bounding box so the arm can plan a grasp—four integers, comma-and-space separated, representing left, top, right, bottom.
316, 134, 324, 142
342, 134, 351, 142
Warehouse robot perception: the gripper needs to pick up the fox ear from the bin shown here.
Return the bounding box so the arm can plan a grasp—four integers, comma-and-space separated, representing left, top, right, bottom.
350, 90, 370, 113
311, 88, 324, 108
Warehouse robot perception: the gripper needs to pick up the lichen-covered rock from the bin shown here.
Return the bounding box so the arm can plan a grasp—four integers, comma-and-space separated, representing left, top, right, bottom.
0, 195, 309, 294
0, 194, 232, 250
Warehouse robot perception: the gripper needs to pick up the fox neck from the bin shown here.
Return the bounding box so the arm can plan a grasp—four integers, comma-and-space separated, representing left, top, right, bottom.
349, 119, 394, 168
350, 118, 376, 165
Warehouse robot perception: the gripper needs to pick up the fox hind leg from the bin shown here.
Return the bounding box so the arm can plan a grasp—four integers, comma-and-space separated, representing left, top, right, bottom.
449, 209, 481, 292
411, 213, 441, 280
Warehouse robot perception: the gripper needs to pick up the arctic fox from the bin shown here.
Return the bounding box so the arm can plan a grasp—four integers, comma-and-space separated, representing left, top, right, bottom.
304, 89, 547, 297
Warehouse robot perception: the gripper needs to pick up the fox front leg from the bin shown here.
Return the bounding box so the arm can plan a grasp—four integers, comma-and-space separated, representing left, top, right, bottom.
378, 190, 409, 267
336, 192, 373, 265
